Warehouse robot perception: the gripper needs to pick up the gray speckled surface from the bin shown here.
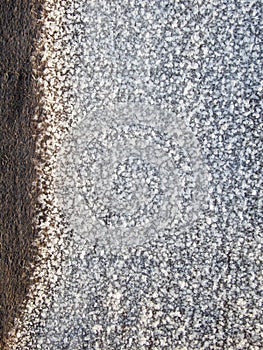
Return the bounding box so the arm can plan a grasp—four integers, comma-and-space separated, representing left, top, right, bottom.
9, 0, 262, 349
55, 103, 210, 250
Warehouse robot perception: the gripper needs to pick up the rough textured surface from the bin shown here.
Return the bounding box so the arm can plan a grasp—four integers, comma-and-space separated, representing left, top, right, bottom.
0, 1, 44, 348
55, 103, 209, 250
7, 0, 263, 349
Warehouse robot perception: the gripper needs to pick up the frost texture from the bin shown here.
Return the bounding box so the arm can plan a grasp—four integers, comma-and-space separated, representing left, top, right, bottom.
55, 103, 209, 249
